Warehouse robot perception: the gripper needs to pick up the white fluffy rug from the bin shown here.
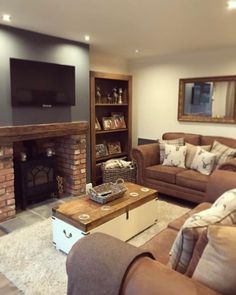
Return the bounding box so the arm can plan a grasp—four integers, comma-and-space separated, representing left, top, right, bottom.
0, 199, 190, 295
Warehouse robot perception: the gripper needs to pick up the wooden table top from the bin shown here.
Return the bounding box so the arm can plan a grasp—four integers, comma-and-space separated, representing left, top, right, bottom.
52, 182, 158, 232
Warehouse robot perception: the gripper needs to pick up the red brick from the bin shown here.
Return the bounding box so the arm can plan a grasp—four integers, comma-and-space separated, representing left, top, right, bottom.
7, 210, 16, 217
0, 212, 8, 221
4, 147, 13, 156
6, 199, 15, 205
0, 200, 6, 208
5, 180, 14, 187
0, 188, 6, 195
0, 168, 14, 176
6, 186, 14, 193
0, 175, 5, 182
5, 174, 14, 181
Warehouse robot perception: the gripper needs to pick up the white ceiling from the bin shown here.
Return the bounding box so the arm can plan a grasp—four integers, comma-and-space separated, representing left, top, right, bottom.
1, 0, 236, 60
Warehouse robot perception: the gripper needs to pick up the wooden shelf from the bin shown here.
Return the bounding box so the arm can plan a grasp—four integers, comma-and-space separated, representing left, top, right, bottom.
95, 103, 128, 107
96, 152, 128, 163
96, 129, 128, 134
90, 71, 132, 185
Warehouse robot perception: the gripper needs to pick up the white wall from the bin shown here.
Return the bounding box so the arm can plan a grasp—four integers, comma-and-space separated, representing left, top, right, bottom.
90, 48, 129, 74
129, 48, 236, 145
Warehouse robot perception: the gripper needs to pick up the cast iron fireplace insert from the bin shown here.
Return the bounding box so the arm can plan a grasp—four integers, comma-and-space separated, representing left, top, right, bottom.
14, 155, 58, 210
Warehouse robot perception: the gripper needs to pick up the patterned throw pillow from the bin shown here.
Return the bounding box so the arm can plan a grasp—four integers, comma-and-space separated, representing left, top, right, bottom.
211, 140, 236, 168
193, 225, 236, 295
190, 147, 216, 175
162, 144, 187, 168
158, 138, 184, 163
185, 143, 211, 168
169, 189, 236, 274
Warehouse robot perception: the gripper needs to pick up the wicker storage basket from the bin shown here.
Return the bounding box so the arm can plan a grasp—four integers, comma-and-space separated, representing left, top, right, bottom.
102, 163, 137, 183
88, 179, 127, 204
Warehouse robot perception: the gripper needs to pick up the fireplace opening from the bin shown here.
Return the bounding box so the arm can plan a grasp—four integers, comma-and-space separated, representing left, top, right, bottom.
14, 140, 59, 210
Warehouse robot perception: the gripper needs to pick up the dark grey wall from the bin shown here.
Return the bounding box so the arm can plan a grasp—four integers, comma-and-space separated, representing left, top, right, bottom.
0, 25, 91, 179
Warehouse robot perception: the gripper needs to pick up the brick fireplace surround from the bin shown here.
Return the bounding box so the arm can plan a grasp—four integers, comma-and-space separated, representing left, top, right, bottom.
0, 121, 88, 222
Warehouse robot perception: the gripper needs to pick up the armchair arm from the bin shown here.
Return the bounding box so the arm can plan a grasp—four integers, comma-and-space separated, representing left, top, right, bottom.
131, 143, 160, 184
206, 169, 236, 203
122, 257, 221, 295
218, 157, 236, 172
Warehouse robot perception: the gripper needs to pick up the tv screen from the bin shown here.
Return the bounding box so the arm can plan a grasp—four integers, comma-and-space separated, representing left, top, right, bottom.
10, 58, 76, 107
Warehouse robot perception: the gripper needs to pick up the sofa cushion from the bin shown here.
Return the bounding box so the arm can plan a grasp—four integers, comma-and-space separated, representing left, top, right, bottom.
141, 228, 178, 265
162, 144, 187, 168
190, 148, 216, 175
176, 170, 209, 192
145, 165, 186, 184
193, 225, 236, 295
168, 202, 211, 231
163, 132, 201, 145
185, 143, 211, 168
201, 135, 236, 148
158, 138, 184, 164
210, 140, 236, 168
169, 189, 236, 274
185, 229, 208, 277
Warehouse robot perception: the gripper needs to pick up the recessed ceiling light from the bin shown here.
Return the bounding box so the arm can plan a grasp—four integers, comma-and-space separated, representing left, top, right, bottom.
2, 14, 11, 22
135, 49, 139, 54
84, 35, 90, 42
227, 0, 236, 10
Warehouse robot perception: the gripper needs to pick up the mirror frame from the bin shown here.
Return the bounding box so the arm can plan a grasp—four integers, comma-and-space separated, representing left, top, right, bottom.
178, 75, 236, 124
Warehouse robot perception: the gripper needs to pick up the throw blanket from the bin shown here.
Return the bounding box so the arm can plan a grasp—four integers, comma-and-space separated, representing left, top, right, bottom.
66, 233, 154, 295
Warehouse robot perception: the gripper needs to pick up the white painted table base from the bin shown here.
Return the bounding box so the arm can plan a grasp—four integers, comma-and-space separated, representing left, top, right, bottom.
52, 198, 158, 254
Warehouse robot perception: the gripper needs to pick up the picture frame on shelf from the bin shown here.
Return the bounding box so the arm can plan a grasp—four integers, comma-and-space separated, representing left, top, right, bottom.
96, 143, 108, 158
107, 141, 122, 155
95, 117, 102, 131
102, 117, 115, 130
112, 114, 126, 129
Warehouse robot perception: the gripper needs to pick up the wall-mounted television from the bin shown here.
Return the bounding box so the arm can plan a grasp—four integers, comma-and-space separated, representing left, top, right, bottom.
10, 58, 76, 107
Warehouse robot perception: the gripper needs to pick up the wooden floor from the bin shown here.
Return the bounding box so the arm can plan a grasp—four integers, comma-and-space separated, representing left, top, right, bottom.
0, 229, 21, 295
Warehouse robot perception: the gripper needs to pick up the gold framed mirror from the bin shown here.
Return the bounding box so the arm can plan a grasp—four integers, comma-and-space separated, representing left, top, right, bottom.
178, 76, 236, 124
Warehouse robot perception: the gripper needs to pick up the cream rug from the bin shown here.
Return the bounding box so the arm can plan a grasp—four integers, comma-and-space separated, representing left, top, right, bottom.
0, 198, 190, 295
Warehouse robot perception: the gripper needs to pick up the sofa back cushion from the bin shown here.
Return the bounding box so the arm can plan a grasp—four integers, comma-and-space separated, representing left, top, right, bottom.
192, 225, 236, 295
210, 140, 236, 168
185, 143, 211, 168
169, 189, 236, 273
201, 135, 236, 148
162, 133, 201, 145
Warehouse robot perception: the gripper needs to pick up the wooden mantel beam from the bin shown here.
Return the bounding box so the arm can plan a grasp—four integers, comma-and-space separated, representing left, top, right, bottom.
0, 121, 88, 143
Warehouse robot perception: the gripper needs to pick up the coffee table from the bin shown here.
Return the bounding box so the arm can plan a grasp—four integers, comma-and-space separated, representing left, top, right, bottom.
52, 182, 158, 254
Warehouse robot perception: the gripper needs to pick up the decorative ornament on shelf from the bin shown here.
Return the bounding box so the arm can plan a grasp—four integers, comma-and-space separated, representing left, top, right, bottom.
112, 88, 118, 104
96, 86, 102, 104
118, 88, 123, 104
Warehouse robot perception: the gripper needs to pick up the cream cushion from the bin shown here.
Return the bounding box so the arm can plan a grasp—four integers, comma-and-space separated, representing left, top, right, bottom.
210, 140, 236, 168
158, 138, 184, 164
193, 225, 236, 295
185, 143, 211, 168
169, 189, 236, 273
162, 144, 187, 168
190, 147, 216, 175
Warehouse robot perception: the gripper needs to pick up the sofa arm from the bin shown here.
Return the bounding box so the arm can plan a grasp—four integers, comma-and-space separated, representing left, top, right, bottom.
121, 257, 221, 295
131, 143, 160, 184
218, 157, 236, 172
206, 170, 236, 203
66, 233, 154, 295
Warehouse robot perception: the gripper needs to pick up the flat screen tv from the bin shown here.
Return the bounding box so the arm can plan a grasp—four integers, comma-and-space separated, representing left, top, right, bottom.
10, 58, 76, 107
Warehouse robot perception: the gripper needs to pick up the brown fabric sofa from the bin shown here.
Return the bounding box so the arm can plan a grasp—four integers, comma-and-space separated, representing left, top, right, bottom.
66, 170, 236, 295
132, 132, 236, 203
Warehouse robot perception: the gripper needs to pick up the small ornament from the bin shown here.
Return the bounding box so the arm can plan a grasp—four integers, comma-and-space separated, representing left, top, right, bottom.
112, 88, 118, 104
118, 88, 123, 104
96, 86, 102, 104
